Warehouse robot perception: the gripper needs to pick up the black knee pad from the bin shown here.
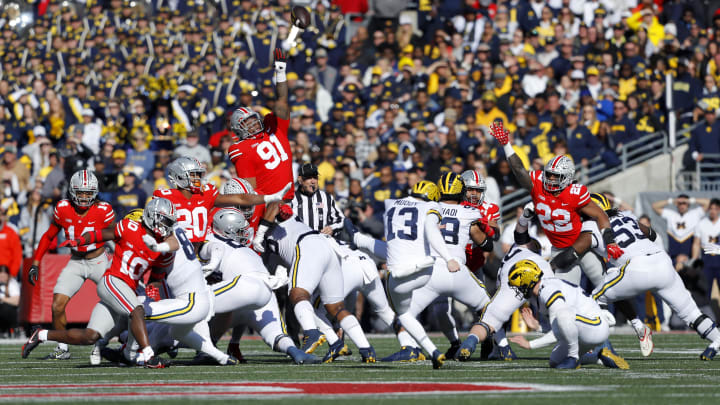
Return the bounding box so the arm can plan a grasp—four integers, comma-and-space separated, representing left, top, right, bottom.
691, 314, 716, 339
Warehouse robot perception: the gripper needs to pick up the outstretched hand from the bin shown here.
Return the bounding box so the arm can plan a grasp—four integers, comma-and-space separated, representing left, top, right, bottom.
490, 119, 509, 146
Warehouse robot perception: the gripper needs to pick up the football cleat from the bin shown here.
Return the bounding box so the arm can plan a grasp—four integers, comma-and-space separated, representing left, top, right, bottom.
43, 346, 71, 360
492, 345, 518, 361
638, 325, 654, 357
338, 343, 353, 357
224, 355, 242, 365
301, 329, 326, 354
360, 347, 377, 363
90, 344, 102, 366
380, 346, 421, 362
444, 340, 461, 360
414, 347, 426, 361
227, 342, 247, 363
700, 346, 717, 361
322, 339, 345, 363
431, 350, 446, 369
143, 355, 170, 369
598, 348, 630, 369
555, 357, 580, 369
191, 352, 219, 365
100, 347, 133, 366
288, 346, 320, 365
456, 335, 479, 361
21, 328, 42, 359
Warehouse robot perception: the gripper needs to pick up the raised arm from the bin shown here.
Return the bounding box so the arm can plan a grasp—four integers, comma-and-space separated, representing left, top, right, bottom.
273, 48, 289, 120
651, 198, 671, 215
489, 119, 533, 192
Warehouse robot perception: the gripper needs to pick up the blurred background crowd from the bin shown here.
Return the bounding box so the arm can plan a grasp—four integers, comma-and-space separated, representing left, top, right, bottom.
2, 0, 720, 336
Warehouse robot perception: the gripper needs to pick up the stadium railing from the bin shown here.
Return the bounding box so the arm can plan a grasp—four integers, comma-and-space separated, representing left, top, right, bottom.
500, 125, 697, 220
676, 153, 720, 191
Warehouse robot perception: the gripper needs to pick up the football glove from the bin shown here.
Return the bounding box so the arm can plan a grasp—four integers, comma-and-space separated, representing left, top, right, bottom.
490, 118, 509, 146
28, 265, 39, 286
606, 243, 624, 260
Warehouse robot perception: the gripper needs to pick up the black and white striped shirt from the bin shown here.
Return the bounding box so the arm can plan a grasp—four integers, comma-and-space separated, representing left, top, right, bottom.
291, 188, 345, 232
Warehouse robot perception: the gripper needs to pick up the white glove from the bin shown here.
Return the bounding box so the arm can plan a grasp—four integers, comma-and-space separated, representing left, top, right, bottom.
264, 183, 292, 204
252, 224, 269, 253
142, 234, 172, 253
274, 60, 287, 73
518, 201, 535, 228
703, 243, 720, 255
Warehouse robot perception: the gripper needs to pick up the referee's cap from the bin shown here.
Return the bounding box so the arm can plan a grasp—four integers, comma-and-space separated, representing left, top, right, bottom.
299, 163, 319, 179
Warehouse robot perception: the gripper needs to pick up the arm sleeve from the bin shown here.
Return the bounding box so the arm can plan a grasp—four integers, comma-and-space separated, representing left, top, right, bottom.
425, 213, 453, 262
32, 223, 61, 262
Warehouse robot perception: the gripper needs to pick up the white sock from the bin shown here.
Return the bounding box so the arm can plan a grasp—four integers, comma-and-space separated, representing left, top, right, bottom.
630, 318, 645, 337
276, 336, 295, 354
494, 328, 508, 347
316, 317, 339, 344
294, 300, 318, 331
397, 330, 416, 348
340, 315, 370, 348
57, 342, 68, 351
39, 330, 48, 341
398, 312, 437, 354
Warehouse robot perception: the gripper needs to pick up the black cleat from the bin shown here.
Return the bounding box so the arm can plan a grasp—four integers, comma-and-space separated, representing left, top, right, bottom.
21, 328, 42, 359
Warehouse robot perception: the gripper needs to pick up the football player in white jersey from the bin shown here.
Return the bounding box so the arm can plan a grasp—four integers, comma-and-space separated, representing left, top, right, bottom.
457, 204, 545, 361
394, 173, 494, 361
254, 203, 377, 362
506, 259, 629, 369
384, 181, 461, 369
692, 198, 720, 302
200, 208, 319, 364
589, 194, 720, 360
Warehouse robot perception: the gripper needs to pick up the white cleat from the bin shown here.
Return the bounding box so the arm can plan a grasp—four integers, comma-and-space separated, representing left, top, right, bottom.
90, 344, 102, 366
638, 325, 654, 357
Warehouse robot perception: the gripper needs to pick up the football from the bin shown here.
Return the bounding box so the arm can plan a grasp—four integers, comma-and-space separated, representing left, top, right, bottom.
291, 6, 311, 29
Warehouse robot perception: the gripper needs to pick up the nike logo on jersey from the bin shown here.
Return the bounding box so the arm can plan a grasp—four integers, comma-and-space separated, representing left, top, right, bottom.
88, 221, 96, 224
561, 203, 569, 206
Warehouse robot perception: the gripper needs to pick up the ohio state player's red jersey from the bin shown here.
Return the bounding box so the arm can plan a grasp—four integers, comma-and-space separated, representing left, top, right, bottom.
461, 200, 500, 273
53, 199, 115, 252
105, 218, 174, 290
529, 170, 590, 248
227, 113, 295, 200
153, 184, 218, 243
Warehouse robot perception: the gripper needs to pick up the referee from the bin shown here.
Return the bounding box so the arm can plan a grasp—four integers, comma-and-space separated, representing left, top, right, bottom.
291, 163, 345, 234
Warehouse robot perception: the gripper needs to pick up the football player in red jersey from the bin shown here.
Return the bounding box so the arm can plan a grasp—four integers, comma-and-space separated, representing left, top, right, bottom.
489, 120, 623, 277
460, 169, 500, 276
26, 170, 115, 362
154, 156, 290, 252
23, 198, 180, 368
227, 48, 294, 202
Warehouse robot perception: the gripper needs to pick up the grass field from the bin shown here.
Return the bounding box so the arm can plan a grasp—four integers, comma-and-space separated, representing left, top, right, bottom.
2, 332, 719, 404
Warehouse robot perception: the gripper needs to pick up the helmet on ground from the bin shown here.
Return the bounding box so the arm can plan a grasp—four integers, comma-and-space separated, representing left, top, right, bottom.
69, 170, 99, 208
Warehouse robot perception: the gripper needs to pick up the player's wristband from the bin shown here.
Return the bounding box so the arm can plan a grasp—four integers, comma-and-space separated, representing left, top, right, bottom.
503, 143, 515, 157
667, 198, 673, 205
88, 229, 103, 244
601, 228, 616, 246
690, 197, 697, 205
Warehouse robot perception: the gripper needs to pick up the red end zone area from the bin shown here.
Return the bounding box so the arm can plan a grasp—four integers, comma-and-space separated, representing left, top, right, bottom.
0, 381, 539, 400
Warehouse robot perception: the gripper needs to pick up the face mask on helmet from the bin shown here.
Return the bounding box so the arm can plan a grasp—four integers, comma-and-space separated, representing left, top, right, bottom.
69, 170, 99, 208
543, 157, 574, 192
213, 209, 254, 246
168, 157, 206, 193
465, 186, 486, 205
231, 109, 264, 141
143, 199, 177, 238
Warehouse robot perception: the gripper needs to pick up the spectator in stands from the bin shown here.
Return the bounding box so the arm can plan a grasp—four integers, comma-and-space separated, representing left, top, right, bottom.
175, 131, 211, 166
0, 265, 19, 337
111, 171, 147, 219
566, 106, 602, 167
689, 104, 720, 168
692, 198, 720, 299
0, 146, 30, 193
18, 187, 52, 259
653, 194, 709, 264
608, 99, 639, 152
0, 207, 21, 278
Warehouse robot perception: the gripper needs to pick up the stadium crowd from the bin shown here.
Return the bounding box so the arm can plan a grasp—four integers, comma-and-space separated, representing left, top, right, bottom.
2, 0, 720, 337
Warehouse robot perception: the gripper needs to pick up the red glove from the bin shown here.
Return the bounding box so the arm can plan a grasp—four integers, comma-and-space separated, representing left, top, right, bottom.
59, 238, 83, 248
490, 118, 509, 146
274, 48, 287, 63
477, 217, 495, 238
278, 204, 294, 221
606, 243, 624, 260
146, 285, 161, 302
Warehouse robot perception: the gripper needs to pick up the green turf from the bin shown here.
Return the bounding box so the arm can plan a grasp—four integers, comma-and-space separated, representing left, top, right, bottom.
2, 333, 719, 404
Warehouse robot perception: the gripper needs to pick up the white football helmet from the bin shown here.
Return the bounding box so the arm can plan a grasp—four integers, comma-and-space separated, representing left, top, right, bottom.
229, 107, 264, 141
212, 208, 254, 246
143, 198, 177, 238
167, 156, 206, 193
69, 170, 99, 208
460, 169, 487, 205
543, 155, 575, 192
220, 178, 256, 221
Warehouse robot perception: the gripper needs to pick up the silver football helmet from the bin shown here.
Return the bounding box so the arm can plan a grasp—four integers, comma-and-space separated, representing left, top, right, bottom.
212, 208, 254, 246
167, 156, 206, 193
229, 107, 264, 141
143, 198, 177, 238
543, 155, 575, 192
460, 170, 487, 205
220, 178, 256, 221
69, 170, 99, 208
